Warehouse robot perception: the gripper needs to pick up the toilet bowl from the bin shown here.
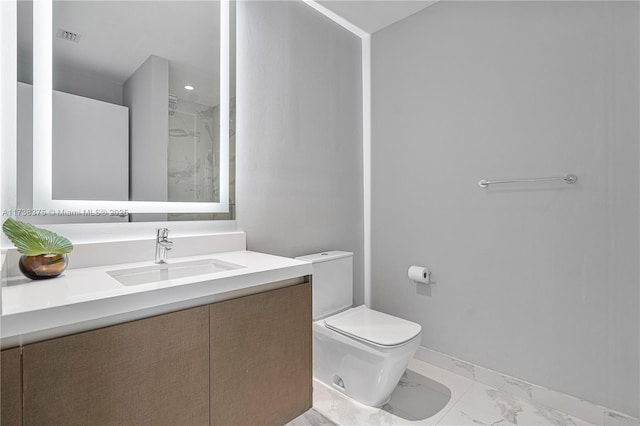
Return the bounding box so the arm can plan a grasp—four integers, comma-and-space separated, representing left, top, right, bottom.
296, 251, 422, 407
314, 305, 421, 406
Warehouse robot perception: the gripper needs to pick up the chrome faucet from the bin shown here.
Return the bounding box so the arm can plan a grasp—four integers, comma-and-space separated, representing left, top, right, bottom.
155, 228, 173, 264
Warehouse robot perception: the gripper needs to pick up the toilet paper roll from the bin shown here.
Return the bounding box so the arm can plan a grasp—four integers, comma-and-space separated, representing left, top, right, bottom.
408, 265, 430, 284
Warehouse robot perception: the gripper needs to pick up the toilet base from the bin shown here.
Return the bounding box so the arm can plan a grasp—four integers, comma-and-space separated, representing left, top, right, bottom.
313, 319, 421, 407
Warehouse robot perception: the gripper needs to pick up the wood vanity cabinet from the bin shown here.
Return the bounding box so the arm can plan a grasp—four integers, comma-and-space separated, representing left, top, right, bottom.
210, 281, 312, 425
22, 305, 210, 426
1, 280, 311, 426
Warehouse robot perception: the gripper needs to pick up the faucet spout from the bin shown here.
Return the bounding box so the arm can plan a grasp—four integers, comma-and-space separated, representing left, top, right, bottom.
155, 228, 173, 264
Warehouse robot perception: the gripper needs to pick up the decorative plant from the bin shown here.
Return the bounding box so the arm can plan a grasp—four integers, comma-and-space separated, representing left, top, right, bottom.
2, 218, 73, 256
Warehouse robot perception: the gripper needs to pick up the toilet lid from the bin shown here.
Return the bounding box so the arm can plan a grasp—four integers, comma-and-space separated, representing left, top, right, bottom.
324, 306, 422, 347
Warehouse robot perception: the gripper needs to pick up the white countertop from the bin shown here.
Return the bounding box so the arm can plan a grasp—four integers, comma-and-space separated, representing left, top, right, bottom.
1, 250, 312, 348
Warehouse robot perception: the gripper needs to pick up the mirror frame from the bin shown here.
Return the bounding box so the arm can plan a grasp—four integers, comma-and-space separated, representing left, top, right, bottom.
32, 0, 230, 214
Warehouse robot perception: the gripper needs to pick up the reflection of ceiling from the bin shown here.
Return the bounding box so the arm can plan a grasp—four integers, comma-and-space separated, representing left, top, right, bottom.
316, 0, 438, 34
18, 1, 221, 107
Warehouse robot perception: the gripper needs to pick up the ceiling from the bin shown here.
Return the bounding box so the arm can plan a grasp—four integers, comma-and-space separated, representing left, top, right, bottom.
317, 0, 438, 34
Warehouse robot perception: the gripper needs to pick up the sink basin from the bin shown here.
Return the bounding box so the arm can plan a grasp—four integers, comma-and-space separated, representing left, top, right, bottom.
107, 258, 245, 286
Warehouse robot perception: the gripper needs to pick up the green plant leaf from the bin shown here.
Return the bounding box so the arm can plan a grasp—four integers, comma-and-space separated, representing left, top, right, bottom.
2, 218, 73, 256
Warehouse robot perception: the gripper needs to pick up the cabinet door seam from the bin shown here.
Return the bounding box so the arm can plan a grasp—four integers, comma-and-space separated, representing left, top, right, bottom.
20, 346, 24, 426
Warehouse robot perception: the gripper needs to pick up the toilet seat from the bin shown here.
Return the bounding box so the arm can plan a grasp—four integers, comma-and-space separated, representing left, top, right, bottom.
324, 306, 421, 348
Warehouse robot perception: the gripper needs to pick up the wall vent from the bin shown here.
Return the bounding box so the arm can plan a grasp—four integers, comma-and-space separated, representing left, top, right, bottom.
56, 27, 81, 43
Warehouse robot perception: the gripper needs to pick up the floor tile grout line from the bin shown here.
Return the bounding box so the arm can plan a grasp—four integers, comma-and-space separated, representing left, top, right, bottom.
406, 363, 480, 426
434, 378, 483, 426
432, 397, 471, 426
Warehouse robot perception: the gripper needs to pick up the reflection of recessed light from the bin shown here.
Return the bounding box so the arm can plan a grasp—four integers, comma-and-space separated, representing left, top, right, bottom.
184, 85, 195, 91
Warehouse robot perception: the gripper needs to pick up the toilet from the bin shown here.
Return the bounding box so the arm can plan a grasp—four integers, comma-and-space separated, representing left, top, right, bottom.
296, 251, 422, 407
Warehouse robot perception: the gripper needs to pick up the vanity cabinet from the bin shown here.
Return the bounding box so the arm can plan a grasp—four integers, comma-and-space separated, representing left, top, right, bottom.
210, 281, 312, 425
22, 305, 210, 426
1, 280, 311, 426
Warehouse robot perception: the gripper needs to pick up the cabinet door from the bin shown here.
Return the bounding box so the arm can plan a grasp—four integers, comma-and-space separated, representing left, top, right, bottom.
210, 280, 312, 426
1, 347, 22, 426
23, 306, 209, 426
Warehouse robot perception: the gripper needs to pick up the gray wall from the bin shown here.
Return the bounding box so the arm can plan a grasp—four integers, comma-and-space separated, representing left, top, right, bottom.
236, 1, 364, 304
371, 1, 638, 416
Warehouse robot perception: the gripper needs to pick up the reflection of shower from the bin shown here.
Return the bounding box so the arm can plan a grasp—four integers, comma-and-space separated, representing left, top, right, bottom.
168, 93, 178, 116
169, 95, 201, 138
203, 122, 214, 143
197, 106, 215, 120
167, 97, 218, 203
169, 128, 189, 137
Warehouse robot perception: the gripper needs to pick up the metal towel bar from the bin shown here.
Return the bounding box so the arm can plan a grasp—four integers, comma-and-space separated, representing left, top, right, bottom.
478, 174, 578, 189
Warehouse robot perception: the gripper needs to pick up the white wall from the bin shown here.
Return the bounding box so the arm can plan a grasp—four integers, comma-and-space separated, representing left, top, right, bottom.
371, 1, 639, 416
236, 1, 365, 304
16, 83, 128, 224
53, 63, 124, 106
51, 90, 128, 201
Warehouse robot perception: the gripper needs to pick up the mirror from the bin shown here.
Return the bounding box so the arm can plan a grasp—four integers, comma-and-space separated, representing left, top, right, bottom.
17, 0, 235, 220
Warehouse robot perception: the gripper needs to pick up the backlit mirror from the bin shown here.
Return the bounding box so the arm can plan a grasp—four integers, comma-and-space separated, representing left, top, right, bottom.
17, 0, 235, 220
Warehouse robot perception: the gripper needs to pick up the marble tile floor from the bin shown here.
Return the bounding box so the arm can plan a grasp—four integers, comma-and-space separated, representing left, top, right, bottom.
289, 358, 610, 426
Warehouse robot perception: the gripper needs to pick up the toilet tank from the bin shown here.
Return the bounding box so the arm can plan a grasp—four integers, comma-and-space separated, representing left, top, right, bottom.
295, 251, 353, 320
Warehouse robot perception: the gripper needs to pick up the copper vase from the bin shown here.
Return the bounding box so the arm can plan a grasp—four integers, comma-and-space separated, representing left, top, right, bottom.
19, 254, 69, 280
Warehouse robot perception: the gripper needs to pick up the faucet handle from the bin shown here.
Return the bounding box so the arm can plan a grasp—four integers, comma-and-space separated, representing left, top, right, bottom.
156, 228, 170, 239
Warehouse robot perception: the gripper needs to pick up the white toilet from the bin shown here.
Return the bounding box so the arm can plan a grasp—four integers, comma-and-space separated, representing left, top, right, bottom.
296, 251, 422, 407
